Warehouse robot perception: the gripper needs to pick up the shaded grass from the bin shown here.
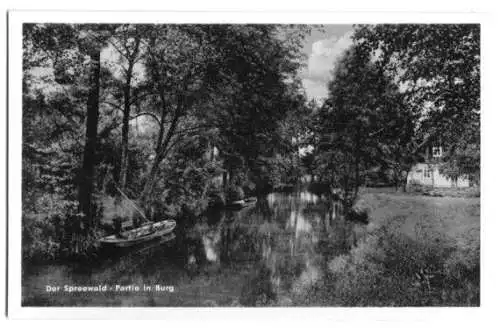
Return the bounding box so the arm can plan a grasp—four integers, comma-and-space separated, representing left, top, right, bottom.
299, 192, 480, 306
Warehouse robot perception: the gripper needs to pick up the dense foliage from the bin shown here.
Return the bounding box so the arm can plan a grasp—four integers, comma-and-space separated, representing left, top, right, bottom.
353, 24, 480, 183
22, 24, 311, 261
312, 24, 480, 209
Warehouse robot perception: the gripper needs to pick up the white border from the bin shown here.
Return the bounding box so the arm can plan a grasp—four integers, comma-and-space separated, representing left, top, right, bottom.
7, 10, 498, 324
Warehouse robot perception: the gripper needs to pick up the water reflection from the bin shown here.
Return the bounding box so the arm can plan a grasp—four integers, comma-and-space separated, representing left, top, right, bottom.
23, 191, 355, 307
195, 192, 340, 306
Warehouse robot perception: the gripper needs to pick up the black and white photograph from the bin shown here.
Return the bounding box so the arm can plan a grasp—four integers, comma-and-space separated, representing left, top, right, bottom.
8, 10, 484, 315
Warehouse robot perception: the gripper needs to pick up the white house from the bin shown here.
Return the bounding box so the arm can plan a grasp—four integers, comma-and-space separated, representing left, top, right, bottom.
406, 146, 470, 188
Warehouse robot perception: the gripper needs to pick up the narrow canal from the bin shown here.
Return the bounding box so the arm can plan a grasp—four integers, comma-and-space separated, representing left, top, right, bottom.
23, 191, 359, 306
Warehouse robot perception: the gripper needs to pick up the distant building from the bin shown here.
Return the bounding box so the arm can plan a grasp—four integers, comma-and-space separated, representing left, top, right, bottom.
406, 145, 470, 188
204, 144, 224, 187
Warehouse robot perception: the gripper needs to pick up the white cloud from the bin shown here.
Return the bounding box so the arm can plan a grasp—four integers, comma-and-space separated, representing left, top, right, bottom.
302, 31, 353, 103
307, 31, 353, 82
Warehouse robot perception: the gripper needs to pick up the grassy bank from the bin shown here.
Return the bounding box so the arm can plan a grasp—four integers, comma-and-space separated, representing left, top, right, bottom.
299, 191, 480, 306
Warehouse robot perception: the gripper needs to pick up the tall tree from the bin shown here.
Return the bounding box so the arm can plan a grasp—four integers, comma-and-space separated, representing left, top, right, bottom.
313, 43, 410, 206
134, 24, 310, 210
76, 26, 112, 223
203, 25, 310, 191
105, 24, 144, 190
353, 24, 480, 182
138, 25, 216, 210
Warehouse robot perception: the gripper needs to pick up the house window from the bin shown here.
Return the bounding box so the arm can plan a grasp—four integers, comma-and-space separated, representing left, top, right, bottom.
432, 146, 442, 158
424, 167, 431, 178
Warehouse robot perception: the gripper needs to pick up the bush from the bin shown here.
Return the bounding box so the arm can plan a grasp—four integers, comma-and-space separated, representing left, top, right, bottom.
242, 180, 257, 197
22, 197, 101, 263
225, 184, 245, 202
309, 224, 479, 306
298, 194, 480, 306
23, 214, 61, 261
345, 207, 369, 224
407, 179, 423, 192
206, 183, 226, 208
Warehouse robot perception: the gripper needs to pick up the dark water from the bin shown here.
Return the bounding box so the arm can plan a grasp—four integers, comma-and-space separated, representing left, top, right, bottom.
23, 192, 358, 307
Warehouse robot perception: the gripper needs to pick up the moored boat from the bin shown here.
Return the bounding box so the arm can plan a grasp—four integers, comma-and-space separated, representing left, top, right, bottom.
99, 219, 176, 248
226, 197, 258, 210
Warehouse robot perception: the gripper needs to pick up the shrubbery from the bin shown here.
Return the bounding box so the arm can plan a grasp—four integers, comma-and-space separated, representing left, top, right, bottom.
225, 184, 245, 202
299, 223, 479, 306
22, 195, 102, 263
327, 225, 477, 305
206, 183, 226, 208
298, 193, 480, 306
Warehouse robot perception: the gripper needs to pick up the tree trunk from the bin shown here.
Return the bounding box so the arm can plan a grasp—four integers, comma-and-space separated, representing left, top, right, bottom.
354, 158, 360, 199
140, 155, 162, 214
223, 170, 228, 188
78, 49, 100, 225
117, 33, 141, 190
139, 94, 183, 213
353, 127, 361, 201
394, 170, 400, 191
118, 70, 133, 190
402, 169, 410, 192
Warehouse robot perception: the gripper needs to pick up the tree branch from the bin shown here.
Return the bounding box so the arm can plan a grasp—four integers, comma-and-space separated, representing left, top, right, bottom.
103, 100, 124, 112
106, 38, 128, 59
130, 112, 162, 127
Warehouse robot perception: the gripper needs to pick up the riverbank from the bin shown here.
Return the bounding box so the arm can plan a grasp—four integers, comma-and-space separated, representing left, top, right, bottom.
298, 191, 480, 306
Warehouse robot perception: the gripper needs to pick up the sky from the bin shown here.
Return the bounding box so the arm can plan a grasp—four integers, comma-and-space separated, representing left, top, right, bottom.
299, 25, 355, 104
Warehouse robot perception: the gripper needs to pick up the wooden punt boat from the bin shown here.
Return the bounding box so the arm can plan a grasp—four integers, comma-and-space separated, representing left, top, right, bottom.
226, 197, 258, 210
99, 219, 176, 248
